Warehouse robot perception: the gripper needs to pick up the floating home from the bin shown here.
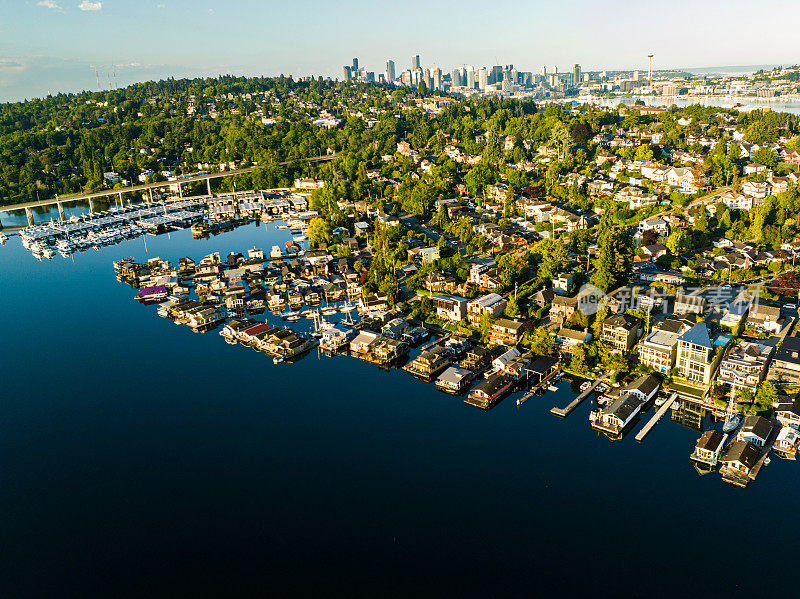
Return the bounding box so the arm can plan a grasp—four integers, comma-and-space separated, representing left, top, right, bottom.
719, 439, 761, 487
466, 373, 514, 409
436, 366, 474, 394
691, 430, 726, 468
404, 346, 452, 380
592, 393, 645, 437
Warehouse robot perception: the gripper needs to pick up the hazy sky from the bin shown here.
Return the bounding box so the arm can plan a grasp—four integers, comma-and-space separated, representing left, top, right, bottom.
1, 0, 798, 101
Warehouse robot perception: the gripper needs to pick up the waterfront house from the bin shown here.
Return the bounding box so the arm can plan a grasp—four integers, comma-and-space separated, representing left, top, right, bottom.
436, 366, 474, 394
594, 393, 644, 435
718, 342, 772, 393
527, 356, 560, 384
350, 331, 379, 355
460, 346, 493, 371
489, 318, 527, 346
623, 373, 661, 403
492, 346, 521, 371
601, 314, 642, 353
737, 415, 773, 448
381, 318, 407, 339
467, 373, 514, 409
556, 328, 592, 353
186, 304, 227, 331
675, 322, 716, 386
320, 324, 357, 351
467, 293, 507, 327
638, 325, 684, 374
372, 338, 409, 364
776, 394, 800, 429
774, 426, 799, 460
719, 439, 760, 478
404, 346, 451, 379
691, 430, 726, 467
503, 354, 533, 383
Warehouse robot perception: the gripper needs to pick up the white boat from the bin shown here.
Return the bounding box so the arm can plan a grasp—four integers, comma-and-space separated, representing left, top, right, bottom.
321, 307, 337, 316
722, 414, 741, 434
340, 303, 357, 313
548, 385, 559, 392
273, 356, 284, 364
580, 381, 591, 392
589, 409, 601, 423
0, 232, 8, 244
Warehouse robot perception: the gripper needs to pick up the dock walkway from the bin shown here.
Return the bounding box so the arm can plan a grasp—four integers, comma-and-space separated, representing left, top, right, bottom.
550, 375, 606, 418
516, 367, 560, 406
634, 395, 675, 442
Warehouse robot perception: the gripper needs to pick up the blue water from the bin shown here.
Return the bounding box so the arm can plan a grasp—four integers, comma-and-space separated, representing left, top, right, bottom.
0, 222, 796, 597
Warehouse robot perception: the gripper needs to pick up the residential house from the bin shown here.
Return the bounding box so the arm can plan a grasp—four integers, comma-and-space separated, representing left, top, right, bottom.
638, 217, 669, 236
775, 394, 800, 429
601, 314, 642, 353
674, 293, 707, 316
557, 328, 592, 352
691, 430, 726, 467
467, 373, 514, 409
719, 190, 754, 211
719, 439, 761, 478
419, 247, 441, 264
638, 326, 683, 374
552, 272, 575, 295
404, 346, 451, 379
768, 334, 800, 385
435, 366, 474, 394
549, 295, 579, 323
623, 373, 661, 403
737, 415, 773, 447
675, 322, 716, 385
718, 342, 773, 392
467, 293, 507, 326
742, 180, 768, 199
431, 295, 468, 322
747, 304, 784, 335
594, 394, 645, 435
489, 318, 527, 346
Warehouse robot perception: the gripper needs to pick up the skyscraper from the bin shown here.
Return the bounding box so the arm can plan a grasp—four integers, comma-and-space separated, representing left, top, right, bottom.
478, 67, 488, 91
433, 67, 442, 91
352, 58, 358, 72
573, 64, 581, 86
386, 60, 395, 84
466, 67, 475, 89
451, 69, 461, 88
412, 55, 420, 70
343, 66, 352, 81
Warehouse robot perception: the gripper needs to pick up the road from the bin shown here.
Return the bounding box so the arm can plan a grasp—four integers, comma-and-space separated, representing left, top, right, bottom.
0, 154, 338, 213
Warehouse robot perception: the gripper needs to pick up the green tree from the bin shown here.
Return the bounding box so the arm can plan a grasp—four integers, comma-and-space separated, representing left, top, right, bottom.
591, 227, 633, 292
307, 217, 332, 248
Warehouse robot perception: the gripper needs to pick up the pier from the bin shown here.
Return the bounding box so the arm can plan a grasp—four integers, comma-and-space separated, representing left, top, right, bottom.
516, 366, 560, 406
550, 375, 606, 418
634, 394, 677, 442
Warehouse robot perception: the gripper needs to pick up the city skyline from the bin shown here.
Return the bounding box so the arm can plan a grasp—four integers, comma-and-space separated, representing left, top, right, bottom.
2, 0, 800, 101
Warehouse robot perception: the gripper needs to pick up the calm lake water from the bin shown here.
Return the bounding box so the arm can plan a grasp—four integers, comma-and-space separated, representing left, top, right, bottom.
590, 95, 800, 115
0, 222, 797, 598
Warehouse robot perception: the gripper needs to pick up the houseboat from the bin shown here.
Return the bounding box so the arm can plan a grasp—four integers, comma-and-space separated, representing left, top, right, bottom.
403, 346, 452, 380
138, 285, 169, 302
320, 324, 357, 352
436, 366, 474, 395
466, 373, 514, 409
690, 430, 727, 469
591, 393, 645, 438
773, 426, 799, 460
719, 439, 761, 487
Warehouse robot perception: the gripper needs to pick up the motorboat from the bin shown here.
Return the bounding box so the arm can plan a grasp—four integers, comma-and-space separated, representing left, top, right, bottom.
589, 409, 601, 423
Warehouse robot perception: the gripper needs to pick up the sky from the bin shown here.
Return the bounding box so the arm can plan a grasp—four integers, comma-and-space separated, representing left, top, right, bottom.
1, 0, 799, 102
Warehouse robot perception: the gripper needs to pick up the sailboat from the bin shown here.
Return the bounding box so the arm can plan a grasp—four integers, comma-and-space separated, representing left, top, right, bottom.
722, 387, 742, 434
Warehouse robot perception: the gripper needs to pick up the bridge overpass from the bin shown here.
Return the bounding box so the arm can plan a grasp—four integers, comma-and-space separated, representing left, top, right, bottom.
0, 153, 337, 227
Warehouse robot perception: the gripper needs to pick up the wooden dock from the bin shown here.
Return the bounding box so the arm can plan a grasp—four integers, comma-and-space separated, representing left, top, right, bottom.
550, 376, 605, 418
748, 424, 780, 481
634, 395, 676, 442
516, 368, 560, 406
